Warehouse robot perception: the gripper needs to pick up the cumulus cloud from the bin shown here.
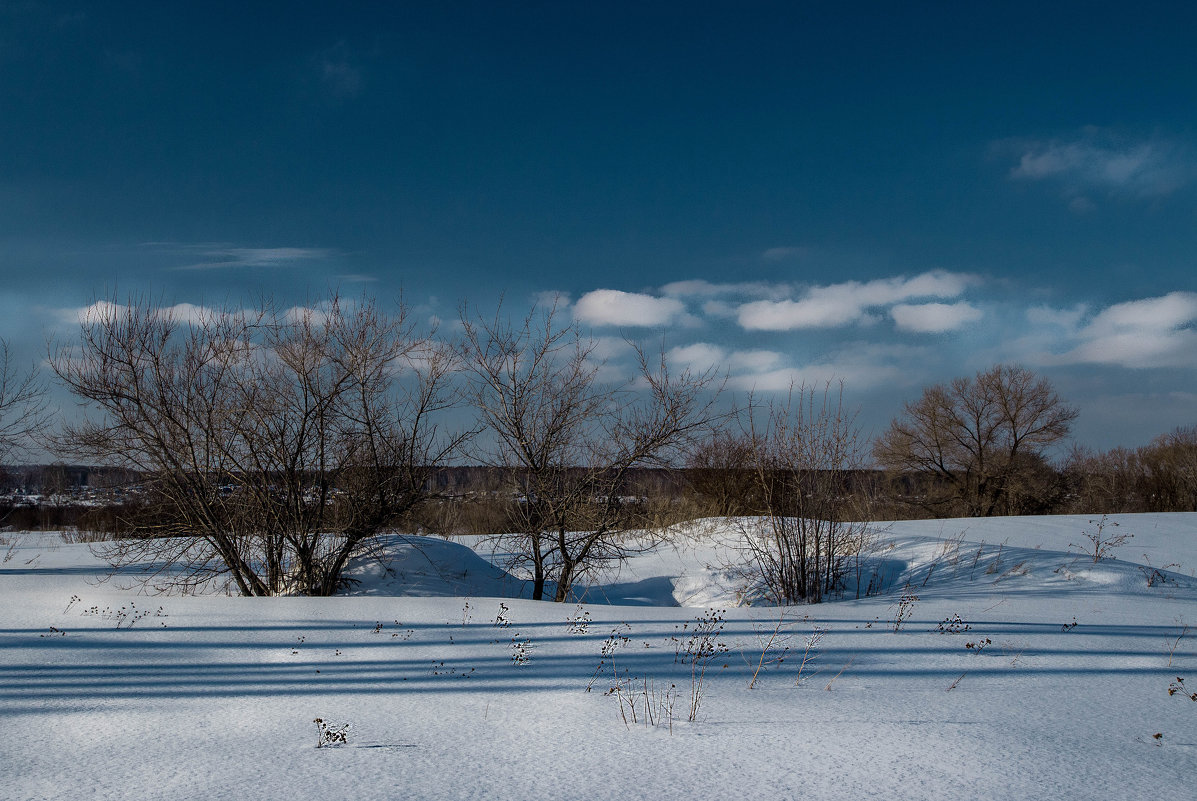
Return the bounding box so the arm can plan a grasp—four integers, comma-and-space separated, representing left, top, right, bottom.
573, 289, 688, 327
891, 302, 983, 333
1017, 292, 1197, 369
1085, 292, 1197, 336
736, 270, 975, 331
1007, 129, 1191, 201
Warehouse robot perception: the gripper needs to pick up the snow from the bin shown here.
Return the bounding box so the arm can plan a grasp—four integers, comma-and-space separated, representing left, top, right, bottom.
3, 514, 1196, 800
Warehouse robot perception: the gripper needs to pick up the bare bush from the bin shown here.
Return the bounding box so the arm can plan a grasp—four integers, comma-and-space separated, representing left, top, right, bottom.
460, 299, 722, 602
1070, 515, 1133, 563
52, 294, 464, 596
730, 383, 874, 604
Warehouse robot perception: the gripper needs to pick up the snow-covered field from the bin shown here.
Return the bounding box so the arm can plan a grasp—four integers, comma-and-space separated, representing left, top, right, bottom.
3, 514, 1196, 800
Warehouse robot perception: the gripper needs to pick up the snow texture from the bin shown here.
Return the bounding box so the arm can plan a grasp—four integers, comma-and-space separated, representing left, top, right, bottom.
2, 514, 1196, 800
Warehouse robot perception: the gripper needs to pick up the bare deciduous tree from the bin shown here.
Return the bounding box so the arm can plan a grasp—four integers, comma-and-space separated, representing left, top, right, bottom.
1064, 426, 1197, 513
53, 294, 464, 596
0, 339, 49, 463
873, 364, 1077, 517
460, 300, 722, 602
731, 383, 875, 605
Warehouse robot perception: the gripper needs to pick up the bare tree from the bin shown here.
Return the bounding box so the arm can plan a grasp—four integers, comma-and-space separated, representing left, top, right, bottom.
731, 383, 874, 604
52, 294, 464, 596
460, 300, 722, 602
873, 364, 1078, 517
1064, 426, 1197, 513
0, 339, 49, 463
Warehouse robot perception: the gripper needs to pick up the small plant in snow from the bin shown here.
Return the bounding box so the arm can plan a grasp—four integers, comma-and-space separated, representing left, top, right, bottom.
587, 625, 632, 691
313, 718, 350, 747
795, 626, 828, 686
510, 635, 532, 666
964, 637, 992, 651
1167, 621, 1189, 667
745, 609, 795, 690
891, 588, 919, 632
81, 602, 167, 629
493, 602, 511, 628
1139, 557, 1179, 588
606, 675, 677, 733
681, 609, 729, 722
64, 594, 81, 614
672, 608, 728, 665
936, 614, 971, 634
1070, 515, 1133, 563
1168, 677, 1196, 702
566, 605, 591, 635
1061, 617, 1079, 632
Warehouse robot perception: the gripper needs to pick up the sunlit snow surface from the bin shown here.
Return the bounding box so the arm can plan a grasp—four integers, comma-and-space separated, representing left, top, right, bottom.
3, 514, 1196, 800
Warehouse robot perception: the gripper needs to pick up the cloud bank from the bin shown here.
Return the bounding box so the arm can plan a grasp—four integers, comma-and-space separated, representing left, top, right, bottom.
737, 271, 975, 331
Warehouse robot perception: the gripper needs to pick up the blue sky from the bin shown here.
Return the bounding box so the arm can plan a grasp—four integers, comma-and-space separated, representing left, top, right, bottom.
2, 2, 1196, 450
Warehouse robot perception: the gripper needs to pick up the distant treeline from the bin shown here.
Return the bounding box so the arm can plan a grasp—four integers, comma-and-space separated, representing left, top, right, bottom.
6, 438, 1195, 535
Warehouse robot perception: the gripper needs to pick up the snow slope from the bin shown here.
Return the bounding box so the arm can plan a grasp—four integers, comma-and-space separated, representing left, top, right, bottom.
2, 514, 1195, 800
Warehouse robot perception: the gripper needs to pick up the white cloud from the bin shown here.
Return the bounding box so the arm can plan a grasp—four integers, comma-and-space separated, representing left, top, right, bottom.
665, 343, 787, 381
667, 343, 727, 371
63, 300, 229, 327
1015, 292, 1197, 370
729, 363, 903, 392
727, 349, 783, 374
1066, 330, 1197, 368
718, 342, 926, 393
69, 300, 124, 325
1085, 292, 1197, 336
891, 302, 983, 333
283, 305, 329, 327
573, 289, 687, 327
1008, 130, 1191, 199
588, 336, 635, 362
736, 270, 975, 331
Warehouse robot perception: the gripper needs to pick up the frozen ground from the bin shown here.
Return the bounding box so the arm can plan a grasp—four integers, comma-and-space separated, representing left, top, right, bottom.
2, 514, 1196, 800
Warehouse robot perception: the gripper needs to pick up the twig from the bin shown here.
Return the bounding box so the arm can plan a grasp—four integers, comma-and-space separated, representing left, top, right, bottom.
1167, 624, 1190, 668
824, 657, 854, 690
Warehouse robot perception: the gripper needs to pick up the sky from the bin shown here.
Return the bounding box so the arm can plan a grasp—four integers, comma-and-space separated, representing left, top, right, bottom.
2, 1, 1196, 452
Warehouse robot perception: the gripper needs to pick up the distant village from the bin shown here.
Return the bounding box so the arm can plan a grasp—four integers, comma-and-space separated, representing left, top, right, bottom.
0, 464, 142, 505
